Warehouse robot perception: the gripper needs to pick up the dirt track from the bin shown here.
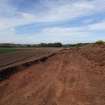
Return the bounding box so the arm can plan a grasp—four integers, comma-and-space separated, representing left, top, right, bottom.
0, 44, 105, 105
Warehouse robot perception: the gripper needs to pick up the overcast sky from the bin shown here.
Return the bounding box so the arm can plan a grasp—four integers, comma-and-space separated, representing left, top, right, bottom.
0, 0, 105, 44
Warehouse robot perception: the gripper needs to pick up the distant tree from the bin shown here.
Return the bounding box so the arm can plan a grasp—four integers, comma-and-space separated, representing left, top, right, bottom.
47, 42, 62, 47
37, 42, 62, 47
95, 40, 105, 45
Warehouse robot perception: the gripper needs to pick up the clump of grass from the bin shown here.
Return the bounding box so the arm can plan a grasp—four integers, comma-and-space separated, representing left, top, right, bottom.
95, 40, 105, 45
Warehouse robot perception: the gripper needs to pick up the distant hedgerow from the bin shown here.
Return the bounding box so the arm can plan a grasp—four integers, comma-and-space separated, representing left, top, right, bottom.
95, 40, 105, 45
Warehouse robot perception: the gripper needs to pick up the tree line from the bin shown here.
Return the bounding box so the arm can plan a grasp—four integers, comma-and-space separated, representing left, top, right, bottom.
0, 43, 63, 48
0, 40, 104, 48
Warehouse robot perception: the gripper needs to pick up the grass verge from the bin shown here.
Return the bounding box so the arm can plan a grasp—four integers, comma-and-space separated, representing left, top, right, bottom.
0, 48, 17, 54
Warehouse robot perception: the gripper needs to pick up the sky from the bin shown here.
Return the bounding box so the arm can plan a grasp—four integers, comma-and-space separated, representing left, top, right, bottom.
0, 0, 105, 44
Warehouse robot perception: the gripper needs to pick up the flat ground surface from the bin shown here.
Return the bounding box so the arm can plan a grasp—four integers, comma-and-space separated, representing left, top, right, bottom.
0, 48, 17, 54
0, 44, 105, 105
0, 48, 59, 70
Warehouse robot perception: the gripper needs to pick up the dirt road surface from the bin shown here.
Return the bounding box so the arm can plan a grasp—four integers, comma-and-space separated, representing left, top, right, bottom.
0, 44, 105, 105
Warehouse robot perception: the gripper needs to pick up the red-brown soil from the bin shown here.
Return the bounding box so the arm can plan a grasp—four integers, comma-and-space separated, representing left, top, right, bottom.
0, 44, 105, 105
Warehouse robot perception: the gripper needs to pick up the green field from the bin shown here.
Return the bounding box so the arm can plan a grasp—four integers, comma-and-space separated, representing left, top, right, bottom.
0, 48, 17, 54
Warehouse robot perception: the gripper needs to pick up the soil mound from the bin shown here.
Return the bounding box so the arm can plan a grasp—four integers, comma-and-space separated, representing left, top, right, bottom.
0, 44, 105, 105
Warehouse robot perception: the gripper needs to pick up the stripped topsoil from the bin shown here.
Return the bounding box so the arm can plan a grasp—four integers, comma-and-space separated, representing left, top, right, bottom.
0, 44, 105, 105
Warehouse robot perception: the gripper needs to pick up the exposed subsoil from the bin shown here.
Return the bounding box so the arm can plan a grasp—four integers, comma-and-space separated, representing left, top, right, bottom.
0, 44, 105, 105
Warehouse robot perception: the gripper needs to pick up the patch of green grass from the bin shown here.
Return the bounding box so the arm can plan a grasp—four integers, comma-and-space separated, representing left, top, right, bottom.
0, 48, 17, 54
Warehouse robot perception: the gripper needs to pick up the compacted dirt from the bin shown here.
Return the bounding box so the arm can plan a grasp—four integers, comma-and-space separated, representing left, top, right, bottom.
0, 44, 105, 105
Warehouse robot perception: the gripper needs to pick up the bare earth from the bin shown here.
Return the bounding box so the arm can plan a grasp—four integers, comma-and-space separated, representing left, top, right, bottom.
0, 48, 59, 70
0, 44, 105, 105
